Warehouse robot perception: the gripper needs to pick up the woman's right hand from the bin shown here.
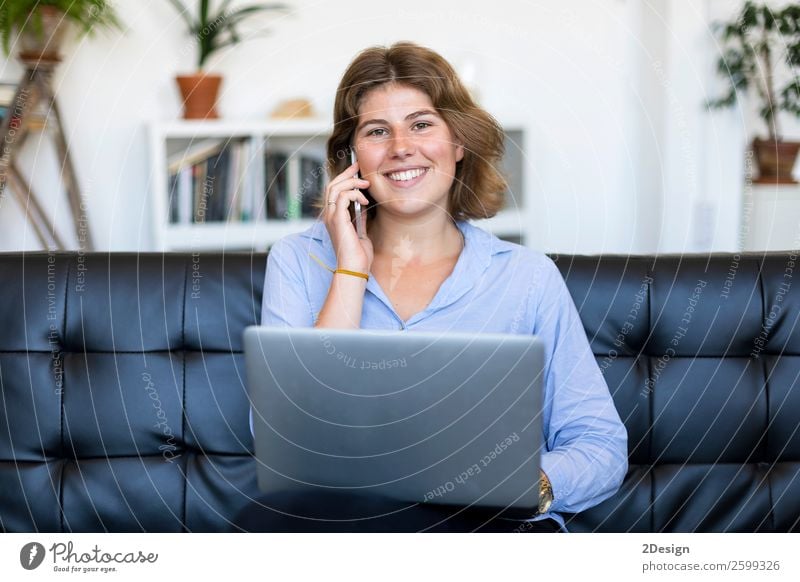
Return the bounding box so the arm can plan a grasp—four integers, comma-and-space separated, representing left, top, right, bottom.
323, 162, 373, 273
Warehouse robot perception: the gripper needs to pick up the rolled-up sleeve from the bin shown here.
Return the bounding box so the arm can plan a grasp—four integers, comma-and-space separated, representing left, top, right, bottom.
253, 239, 316, 437
260, 239, 315, 328
533, 258, 628, 514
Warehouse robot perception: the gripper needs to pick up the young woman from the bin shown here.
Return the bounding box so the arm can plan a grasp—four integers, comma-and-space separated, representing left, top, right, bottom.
255, 42, 627, 532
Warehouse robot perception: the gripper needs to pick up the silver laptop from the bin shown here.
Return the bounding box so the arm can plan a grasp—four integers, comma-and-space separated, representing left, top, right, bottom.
244, 326, 544, 511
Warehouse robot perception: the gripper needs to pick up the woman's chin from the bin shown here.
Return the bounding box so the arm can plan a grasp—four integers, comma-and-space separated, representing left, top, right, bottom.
374, 200, 445, 220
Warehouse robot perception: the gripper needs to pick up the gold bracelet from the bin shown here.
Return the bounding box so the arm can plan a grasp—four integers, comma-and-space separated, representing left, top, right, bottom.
308, 253, 368, 280
334, 268, 369, 281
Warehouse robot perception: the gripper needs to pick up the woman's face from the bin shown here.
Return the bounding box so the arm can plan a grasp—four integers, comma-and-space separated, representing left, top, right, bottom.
352, 84, 464, 220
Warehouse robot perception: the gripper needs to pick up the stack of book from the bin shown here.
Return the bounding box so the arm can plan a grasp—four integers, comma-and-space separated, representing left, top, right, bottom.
167, 138, 249, 224
167, 138, 327, 224
0, 82, 47, 131
264, 150, 326, 220
0, 83, 15, 123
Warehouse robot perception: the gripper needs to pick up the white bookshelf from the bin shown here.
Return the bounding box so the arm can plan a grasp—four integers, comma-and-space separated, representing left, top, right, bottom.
149, 119, 531, 251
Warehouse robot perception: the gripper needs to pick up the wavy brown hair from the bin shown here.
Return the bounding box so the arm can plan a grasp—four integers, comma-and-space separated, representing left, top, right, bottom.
326, 42, 507, 220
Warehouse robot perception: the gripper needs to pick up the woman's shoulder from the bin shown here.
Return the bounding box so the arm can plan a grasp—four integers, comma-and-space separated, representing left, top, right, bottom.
268, 221, 329, 258
459, 221, 555, 272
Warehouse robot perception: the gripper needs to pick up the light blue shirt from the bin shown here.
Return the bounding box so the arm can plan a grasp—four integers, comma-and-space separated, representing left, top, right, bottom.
260, 220, 628, 529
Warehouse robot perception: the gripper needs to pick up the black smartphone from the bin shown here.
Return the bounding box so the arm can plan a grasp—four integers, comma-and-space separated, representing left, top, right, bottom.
349, 148, 365, 239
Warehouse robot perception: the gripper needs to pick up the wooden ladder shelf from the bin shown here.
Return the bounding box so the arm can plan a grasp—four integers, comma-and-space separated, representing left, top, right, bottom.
0, 53, 93, 250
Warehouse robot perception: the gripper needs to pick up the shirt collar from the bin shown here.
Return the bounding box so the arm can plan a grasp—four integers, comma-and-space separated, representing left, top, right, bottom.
423, 220, 513, 314
303, 218, 514, 262
302, 219, 514, 321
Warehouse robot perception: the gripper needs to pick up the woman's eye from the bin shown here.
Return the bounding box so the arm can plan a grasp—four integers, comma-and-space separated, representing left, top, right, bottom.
366, 128, 388, 137
413, 121, 432, 130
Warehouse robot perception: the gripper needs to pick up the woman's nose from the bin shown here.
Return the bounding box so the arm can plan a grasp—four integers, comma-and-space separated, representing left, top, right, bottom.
390, 132, 415, 157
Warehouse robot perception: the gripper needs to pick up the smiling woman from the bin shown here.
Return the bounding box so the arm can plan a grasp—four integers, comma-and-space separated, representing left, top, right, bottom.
353, 85, 465, 223
312, 43, 511, 329
249, 42, 628, 533
327, 42, 506, 224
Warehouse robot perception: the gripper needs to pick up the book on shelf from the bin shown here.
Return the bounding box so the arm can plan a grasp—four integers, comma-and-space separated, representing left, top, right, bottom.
165, 138, 328, 226
192, 162, 206, 222
225, 140, 244, 222
168, 138, 225, 173
166, 138, 249, 225
0, 82, 15, 104
264, 150, 289, 220
0, 82, 16, 124
264, 150, 326, 221
168, 172, 179, 224
195, 149, 231, 223
299, 155, 325, 218
0, 81, 47, 130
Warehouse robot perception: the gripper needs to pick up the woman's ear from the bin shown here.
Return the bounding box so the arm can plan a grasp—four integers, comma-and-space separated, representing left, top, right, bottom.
455, 139, 465, 162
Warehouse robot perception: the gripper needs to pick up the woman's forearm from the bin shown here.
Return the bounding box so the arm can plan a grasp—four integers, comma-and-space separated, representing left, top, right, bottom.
314, 273, 368, 329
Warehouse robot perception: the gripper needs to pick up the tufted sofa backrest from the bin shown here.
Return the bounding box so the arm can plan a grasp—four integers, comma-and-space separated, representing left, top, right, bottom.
555, 254, 800, 532
0, 253, 262, 532
0, 252, 798, 532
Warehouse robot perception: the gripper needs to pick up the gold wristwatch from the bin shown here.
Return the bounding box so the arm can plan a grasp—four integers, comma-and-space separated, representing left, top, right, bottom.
538, 470, 554, 514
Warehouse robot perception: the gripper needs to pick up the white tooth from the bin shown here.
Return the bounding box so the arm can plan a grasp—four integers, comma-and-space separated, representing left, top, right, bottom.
389, 168, 425, 181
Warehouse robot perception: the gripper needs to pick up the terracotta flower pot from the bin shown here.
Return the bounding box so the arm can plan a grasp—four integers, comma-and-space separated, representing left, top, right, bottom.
752, 138, 800, 184
176, 73, 222, 120
17, 6, 68, 62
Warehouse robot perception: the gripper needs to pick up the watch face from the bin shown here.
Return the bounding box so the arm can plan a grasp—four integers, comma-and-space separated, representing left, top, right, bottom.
538, 473, 554, 514
538, 492, 552, 514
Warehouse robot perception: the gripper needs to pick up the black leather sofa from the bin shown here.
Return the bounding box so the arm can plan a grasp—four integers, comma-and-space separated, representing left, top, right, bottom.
1, 251, 798, 532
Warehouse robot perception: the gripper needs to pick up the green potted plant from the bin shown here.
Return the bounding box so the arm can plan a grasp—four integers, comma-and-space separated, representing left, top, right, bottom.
709, 1, 800, 184
0, 0, 120, 61
165, 0, 287, 119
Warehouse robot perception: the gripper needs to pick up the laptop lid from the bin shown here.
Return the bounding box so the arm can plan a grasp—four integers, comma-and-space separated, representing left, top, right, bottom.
244, 326, 544, 511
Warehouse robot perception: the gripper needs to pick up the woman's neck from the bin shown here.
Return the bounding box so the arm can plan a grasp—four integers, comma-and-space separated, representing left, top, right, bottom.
369, 211, 464, 265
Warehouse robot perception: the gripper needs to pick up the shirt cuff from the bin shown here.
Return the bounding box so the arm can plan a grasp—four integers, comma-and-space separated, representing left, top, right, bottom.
540, 450, 572, 513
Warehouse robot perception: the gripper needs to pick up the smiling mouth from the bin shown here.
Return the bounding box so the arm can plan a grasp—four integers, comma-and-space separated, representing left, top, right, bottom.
384, 167, 429, 182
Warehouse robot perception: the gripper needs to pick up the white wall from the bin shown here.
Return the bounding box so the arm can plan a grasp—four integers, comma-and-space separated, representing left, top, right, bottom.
0, 0, 764, 253
642, 0, 746, 253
